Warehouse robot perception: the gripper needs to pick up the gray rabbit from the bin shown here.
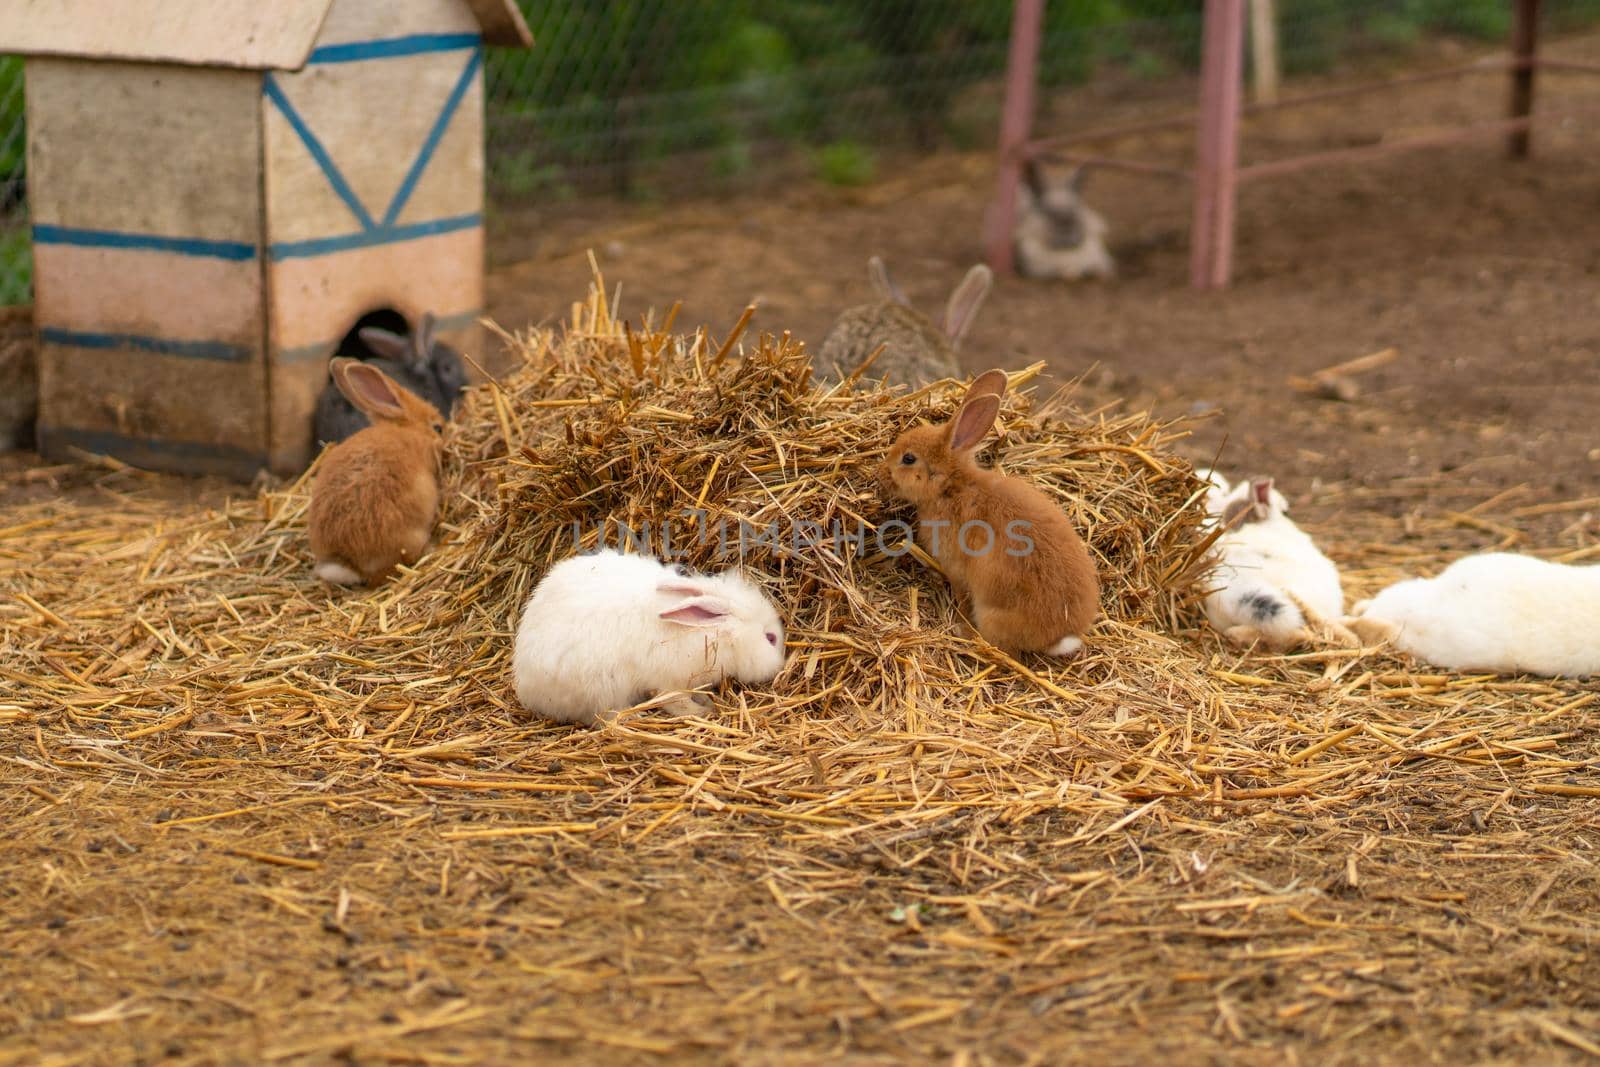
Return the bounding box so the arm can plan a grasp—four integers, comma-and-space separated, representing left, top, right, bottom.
1013, 159, 1114, 281
816, 257, 991, 388
313, 312, 467, 446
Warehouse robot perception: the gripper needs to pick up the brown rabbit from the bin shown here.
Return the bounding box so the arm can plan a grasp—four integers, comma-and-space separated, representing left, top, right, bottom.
878, 369, 1099, 656
308, 359, 446, 587
816, 257, 991, 388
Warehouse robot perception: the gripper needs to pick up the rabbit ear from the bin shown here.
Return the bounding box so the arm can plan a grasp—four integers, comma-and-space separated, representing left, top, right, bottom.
656, 578, 706, 598
359, 327, 410, 363
943, 265, 992, 344
964, 368, 1008, 401
333, 358, 407, 421
868, 256, 908, 305
1249, 477, 1279, 520
1066, 164, 1088, 194
660, 593, 734, 628
1022, 157, 1047, 198
947, 391, 1001, 454
415, 313, 437, 362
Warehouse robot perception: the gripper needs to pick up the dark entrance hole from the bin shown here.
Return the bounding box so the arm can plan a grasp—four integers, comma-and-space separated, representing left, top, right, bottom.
335, 308, 409, 360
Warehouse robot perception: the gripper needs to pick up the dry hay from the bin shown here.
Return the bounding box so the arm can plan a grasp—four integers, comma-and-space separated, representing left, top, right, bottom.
3, 279, 1598, 1065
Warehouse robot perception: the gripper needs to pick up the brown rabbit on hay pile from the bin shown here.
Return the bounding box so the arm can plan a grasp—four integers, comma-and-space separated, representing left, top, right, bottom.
816, 257, 991, 388
308, 359, 446, 587
879, 369, 1100, 656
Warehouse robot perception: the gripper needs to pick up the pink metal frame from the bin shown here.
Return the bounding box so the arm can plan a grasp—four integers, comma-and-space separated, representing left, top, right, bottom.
988, 0, 1564, 290
1190, 0, 1245, 290
985, 0, 1046, 275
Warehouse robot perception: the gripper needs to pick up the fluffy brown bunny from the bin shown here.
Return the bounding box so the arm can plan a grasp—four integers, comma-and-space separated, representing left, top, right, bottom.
816, 257, 990, 388
879, 369, 1099, 656
308, 359, 446, 587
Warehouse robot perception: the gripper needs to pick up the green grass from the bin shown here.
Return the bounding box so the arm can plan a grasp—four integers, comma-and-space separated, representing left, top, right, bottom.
1365, 12, 1423, 50
0, 226, 29, 306
813, 140, 875, 187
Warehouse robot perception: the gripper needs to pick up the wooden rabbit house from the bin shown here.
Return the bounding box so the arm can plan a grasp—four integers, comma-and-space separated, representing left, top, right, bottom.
0, 0, 531, 478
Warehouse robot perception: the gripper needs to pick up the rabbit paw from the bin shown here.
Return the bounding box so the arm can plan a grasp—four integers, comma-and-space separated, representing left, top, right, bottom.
1223, 624, 1266, 649
1346, 615, 1400, 647
659, 691, 715, 717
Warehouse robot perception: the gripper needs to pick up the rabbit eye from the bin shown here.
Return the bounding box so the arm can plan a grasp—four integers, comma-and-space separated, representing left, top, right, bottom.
765, 632, 778, 647
899, 453, 917, 466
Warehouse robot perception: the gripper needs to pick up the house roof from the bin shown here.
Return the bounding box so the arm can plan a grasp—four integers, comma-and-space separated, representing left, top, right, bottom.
0, 0, 531, 70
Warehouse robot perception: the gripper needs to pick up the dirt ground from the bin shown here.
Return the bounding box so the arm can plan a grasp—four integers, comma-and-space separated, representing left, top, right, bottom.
486, 34, 1600, 539
5, 36, 1600, 1067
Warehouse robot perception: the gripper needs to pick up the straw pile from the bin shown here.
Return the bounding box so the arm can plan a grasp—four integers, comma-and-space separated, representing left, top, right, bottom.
4, 274, 1598, 1063
190, 271, 1236, 814
384, 277, 1218, 749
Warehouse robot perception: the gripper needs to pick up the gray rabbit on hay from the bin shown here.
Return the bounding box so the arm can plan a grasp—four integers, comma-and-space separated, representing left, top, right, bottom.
815, 257, 991, 388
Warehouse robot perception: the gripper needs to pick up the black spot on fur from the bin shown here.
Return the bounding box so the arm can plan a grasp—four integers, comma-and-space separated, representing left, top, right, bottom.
1242, 593, 1283, 622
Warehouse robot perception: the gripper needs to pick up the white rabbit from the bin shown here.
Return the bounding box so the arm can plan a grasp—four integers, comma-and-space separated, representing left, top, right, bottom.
511, 549, 788, 726
1196, 470, 1344, 651
1197, 466, 1233, 517
1346, 553, 1600, 677
1013, 160, 1115, 282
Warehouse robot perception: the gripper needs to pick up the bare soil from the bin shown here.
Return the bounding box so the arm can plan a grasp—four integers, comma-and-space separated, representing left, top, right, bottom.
485, 35, 1600, 537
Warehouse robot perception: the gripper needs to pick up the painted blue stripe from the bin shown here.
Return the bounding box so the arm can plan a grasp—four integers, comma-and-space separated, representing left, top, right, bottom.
269, 212, 481, 260
40, 326, 252, 363
40, 427, 266, 481
264, 74, 376, 231
32, 224, 256, 261
276, 340, 338, 366
383, 48, 482, 226
309, 33, 480, 65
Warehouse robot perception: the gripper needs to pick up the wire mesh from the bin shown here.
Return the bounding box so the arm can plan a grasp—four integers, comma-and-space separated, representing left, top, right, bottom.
1, 1, 1598, 303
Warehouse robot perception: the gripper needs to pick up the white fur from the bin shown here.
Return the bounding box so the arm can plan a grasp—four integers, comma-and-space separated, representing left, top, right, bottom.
315, 561, 363, 586
1195, 467, 1234, 521
511, 549, 788, 725
1014, 182, 1115, 281
1199, 471, 1343, 651
1047, 635, 1083, 657
1347, 553, 1600, 677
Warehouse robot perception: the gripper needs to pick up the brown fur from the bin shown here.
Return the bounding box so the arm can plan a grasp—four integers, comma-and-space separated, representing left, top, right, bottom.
307, 359, 445, 586
878, 369, 1100, 654
816, 258, 990, 388
818, 301, 960, 386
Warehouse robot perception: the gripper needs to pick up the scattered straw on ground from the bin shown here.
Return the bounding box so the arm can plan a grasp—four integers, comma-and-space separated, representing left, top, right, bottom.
2, 274, 1597, 1065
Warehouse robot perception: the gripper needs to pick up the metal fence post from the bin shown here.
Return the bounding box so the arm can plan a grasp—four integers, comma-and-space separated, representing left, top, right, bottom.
1190, 0, 1246, 290
1250, 0, 1280, 105
985, 0, 1045, 276
1509, 0, 1542, 158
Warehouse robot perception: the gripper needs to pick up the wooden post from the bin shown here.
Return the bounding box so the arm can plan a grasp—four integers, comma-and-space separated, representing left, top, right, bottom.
985, 0, 1045, 276
1509, 0, 1541, 158
1190, 0, 1246, 290
1249, 0, 1279, 105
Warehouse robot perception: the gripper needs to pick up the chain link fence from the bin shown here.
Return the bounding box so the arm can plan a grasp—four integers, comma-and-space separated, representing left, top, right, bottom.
3, 1, 1599, 303
485, 0, 1600, 204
